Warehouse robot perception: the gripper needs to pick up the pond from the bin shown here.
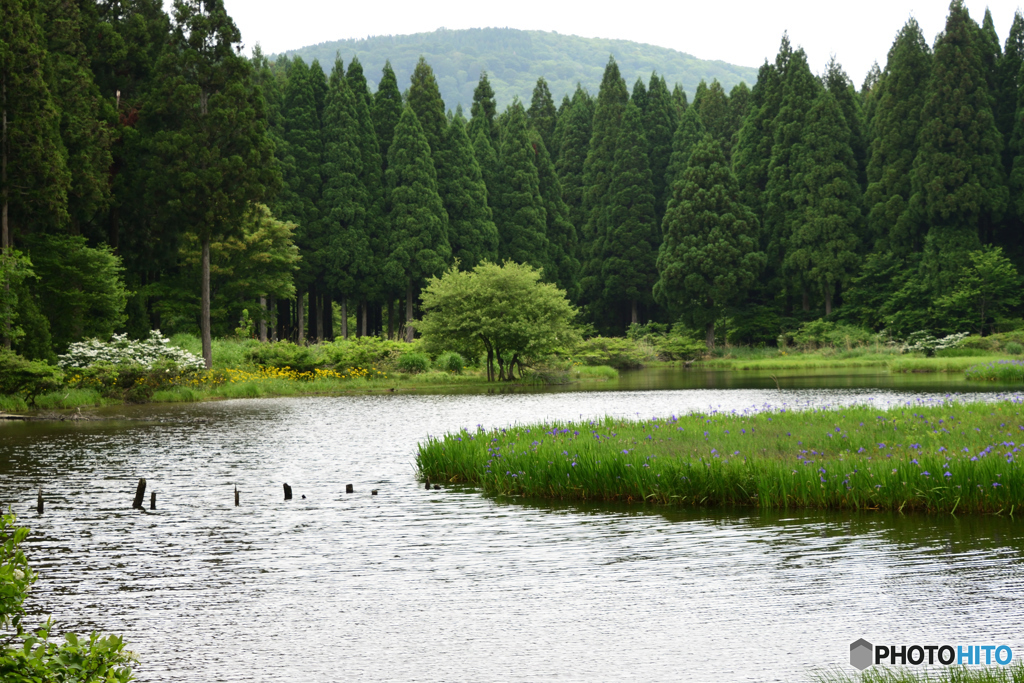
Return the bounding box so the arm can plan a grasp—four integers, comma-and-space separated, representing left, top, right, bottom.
1, 373, 1022, 682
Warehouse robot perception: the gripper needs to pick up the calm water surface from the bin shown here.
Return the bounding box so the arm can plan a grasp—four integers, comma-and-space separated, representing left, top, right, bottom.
1, 379, 1023, 682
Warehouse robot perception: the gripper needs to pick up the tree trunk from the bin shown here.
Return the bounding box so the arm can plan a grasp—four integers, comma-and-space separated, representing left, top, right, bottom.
2, 76, 9, 350
405, 282, 414, 342
824, 287, 832, 316
341, 298, 348, 339
259, 296, 267, 342
631, 299, 638, 325
278, 298, 290, 341
387, 299, 394, 340
361, 300, 368, 338
268, 295, 277, 341
315, 291, 324, 343
802, 289, 810, 312
201, 236, 212, 369
323, 293, 333, 341
296, 291, 305, 345
705, 321, 715, 352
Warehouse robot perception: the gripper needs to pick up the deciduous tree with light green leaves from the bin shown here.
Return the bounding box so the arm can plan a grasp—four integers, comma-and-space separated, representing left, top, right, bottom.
935, 246, 1021, 335
418, 260, 578, 381
655, 135, 764, 350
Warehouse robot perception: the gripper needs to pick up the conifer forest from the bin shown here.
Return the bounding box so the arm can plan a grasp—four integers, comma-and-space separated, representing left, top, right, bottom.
3, 0, 1024, 368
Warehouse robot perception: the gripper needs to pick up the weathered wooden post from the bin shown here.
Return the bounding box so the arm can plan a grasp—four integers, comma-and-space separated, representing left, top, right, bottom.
132, 478, 146, 509
37, 488, 43, 514
346, 484, 354, 494
234, 486, 239, 507
283, 483, 292, 500
150, 491, 156, 510
424, 477, 431, 490
371, 489, 378, 496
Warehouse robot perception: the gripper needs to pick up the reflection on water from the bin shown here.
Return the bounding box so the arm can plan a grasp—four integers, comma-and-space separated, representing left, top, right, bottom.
1, 385, 1022, 682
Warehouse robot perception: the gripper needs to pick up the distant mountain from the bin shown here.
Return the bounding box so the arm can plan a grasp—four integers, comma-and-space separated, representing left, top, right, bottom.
279, 27, 758, 110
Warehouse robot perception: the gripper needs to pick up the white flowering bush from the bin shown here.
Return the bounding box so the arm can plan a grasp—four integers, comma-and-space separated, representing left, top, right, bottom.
901, 331, 970, 355
58, 330, 204, 370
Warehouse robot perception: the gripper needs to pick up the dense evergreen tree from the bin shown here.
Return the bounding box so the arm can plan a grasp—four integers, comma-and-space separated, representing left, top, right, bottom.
996, 12, 1024, 172
670, 83, 688, 117
346, 56, 373, 110
143, 0, 278, 366
555, 85, 593, 234
472, 126, 501, 218
320, 59, 369, 311
630, 77, 648, 112
276, 58, 321, 240
40, 0, 113, 236
695, 79, 732, 158
664, 105, 705, 195
579, 57, 628, 306
384, 107, 450, 341
600, 100, 659, 327
407, 57, 446, 156
655, 135, 763, 349
494, 102, 549, 271
372, 60, 402, 172
733, 36, 791, 225
764, 45, 820, 305
911, 0, 1006, 296
436, 114, 498, 268
551, 93, 572, 154
527, 77, 557, 152
1, 0, 69, 252
468, 70, 498, 144
823, 59, 867, 190
530, 130, 579, 299
644, 74, 677, 224
863, 18, 931, 254
786, 89, 862, 314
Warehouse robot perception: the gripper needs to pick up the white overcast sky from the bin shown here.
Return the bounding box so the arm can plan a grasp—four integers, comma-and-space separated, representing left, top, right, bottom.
207, 0, 1021, 85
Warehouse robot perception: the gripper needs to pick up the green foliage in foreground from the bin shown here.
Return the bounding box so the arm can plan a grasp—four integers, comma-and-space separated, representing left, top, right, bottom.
0, 513, 136, 681
418, 400, 1024, 513
811, 661, 1024, 683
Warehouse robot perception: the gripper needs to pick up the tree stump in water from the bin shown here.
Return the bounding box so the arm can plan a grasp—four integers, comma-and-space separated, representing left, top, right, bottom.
132, 479, 146, 509
234, 486, 239, 507
346, 484, 354, 494
150, 491, 156, 510
283, 483, 292, 500
37, 488, 43, 514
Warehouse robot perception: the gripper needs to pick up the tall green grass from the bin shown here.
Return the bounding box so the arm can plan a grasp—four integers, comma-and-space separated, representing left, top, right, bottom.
965, 360, 1024, 382
418, 399, 1024, 514
889, 357, 1007, 374
0, 395, 29, 412
812, 662, 1024, 683
32, 389, 106, 410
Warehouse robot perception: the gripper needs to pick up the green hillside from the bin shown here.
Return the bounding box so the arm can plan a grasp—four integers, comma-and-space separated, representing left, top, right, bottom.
280, 27, 758, 109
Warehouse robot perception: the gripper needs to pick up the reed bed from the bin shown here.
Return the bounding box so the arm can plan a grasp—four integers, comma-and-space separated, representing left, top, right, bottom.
965, 360, 1024, 382
889, 357, 1007, 374
812, 662, 1024, 682
417, 398, 1024, 514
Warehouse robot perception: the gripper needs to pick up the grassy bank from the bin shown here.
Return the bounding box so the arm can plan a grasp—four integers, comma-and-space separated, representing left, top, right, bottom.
812, 662, 1024, 682
417, 399, 1024, 514
12, 363, 620, 411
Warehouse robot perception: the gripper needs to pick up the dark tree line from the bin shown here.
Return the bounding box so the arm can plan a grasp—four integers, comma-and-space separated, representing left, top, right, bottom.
4, 0, 1023, 365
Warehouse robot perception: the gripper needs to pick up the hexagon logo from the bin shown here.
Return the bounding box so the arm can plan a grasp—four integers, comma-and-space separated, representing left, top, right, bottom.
850, 639, 873, 671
